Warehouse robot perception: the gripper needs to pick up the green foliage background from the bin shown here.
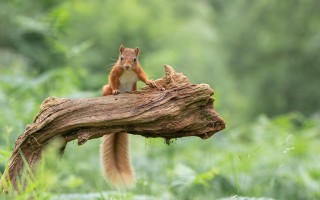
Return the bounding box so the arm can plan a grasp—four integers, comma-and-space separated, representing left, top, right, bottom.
1, 0, 319, 199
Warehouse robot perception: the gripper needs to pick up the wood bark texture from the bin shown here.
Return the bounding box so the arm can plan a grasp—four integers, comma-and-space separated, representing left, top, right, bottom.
0, 65, 225, 190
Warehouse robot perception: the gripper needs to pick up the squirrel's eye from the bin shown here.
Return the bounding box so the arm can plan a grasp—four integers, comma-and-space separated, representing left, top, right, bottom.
120, 57, 123, 61
133, 58, 137, 62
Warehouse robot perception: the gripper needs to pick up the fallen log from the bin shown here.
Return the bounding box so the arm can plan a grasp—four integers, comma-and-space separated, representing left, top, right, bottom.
0, 65, 225, 190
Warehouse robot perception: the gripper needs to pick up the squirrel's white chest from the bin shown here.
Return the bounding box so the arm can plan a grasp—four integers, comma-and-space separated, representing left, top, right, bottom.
119, 70, 138, 93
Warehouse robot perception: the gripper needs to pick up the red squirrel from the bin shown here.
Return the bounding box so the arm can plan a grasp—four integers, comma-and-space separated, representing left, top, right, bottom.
100, 45, 156, 188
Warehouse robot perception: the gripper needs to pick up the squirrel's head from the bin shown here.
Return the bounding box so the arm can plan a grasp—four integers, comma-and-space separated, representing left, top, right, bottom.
119, 45, 139, 71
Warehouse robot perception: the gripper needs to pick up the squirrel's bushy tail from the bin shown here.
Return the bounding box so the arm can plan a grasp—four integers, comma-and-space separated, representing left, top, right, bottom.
100, 133, 135, 189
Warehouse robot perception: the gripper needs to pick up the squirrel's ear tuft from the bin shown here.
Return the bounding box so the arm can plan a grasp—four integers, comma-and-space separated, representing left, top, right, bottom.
134, 47, 139, 56
120, 45, 125, 54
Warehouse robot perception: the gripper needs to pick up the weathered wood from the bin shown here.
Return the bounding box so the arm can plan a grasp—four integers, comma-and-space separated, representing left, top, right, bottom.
0, 65, 225, 190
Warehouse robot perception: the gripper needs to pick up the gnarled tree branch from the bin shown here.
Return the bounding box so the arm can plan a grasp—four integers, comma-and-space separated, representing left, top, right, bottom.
0, 65, 225, 190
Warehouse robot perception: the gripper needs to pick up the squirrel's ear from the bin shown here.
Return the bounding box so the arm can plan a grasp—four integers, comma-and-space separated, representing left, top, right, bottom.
134, 47, 139, 56
119, 45, 125, 54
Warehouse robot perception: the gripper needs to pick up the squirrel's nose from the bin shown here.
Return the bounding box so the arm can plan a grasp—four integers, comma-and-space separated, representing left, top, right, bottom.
124, 64, 131, 70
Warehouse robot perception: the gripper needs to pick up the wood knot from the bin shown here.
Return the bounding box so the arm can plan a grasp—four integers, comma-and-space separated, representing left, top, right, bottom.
164, 137, 176, 145
164, 64, 189, 85
77, 129, 91, 145
27, 136, 42, 147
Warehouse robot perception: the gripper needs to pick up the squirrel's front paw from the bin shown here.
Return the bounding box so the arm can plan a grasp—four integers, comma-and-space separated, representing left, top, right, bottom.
147, 80, 157, 88
112, 90, 120, 95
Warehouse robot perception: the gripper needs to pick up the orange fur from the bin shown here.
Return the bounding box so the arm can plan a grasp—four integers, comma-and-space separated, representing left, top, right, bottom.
100, 132, 135, 188
101, 45, 156, 189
